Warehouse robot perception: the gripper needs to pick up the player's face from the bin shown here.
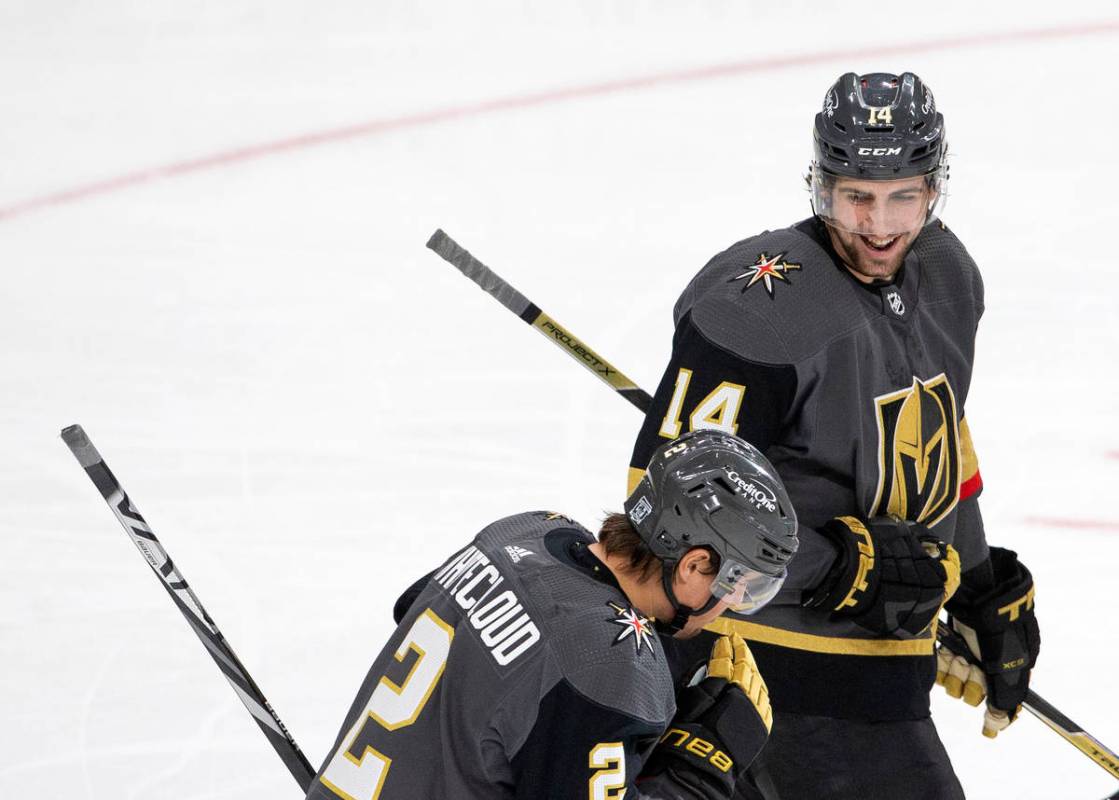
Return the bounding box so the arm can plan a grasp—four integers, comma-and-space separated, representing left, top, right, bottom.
823, 175, 933, 283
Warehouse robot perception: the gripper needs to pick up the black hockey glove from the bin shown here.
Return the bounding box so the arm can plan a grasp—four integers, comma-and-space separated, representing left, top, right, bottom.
638, 634, 770, 800
941, 547, 1039, 738
806, 516, 961, 638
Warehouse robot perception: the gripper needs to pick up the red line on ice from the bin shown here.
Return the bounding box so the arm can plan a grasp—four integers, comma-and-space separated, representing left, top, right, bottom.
2, 19, 1118, 222
1023, 516, 1119, 532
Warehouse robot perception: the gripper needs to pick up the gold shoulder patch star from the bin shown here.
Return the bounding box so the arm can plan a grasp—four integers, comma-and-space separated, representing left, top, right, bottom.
729, 252, 802, 297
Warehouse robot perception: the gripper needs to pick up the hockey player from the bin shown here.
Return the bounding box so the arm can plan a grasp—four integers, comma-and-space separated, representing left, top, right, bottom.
628, 72, 1040, 799
306, 429, 799, 800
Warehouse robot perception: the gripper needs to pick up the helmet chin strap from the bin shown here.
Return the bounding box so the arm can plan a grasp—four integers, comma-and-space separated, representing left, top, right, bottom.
654, 560, 721, 636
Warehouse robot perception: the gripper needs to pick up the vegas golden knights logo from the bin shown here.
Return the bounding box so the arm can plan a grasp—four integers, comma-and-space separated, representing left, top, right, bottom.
871, 374, 961, 527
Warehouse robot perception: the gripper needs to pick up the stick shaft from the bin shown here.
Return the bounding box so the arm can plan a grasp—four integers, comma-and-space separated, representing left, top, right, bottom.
61, 424, 316, 792
426, 229, 652, 412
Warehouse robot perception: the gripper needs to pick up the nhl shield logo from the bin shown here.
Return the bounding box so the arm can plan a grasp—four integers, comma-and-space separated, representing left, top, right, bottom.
886, 291, 905, 316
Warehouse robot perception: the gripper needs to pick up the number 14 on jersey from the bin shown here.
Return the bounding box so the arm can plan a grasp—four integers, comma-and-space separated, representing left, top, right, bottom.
659, 368, 745, 439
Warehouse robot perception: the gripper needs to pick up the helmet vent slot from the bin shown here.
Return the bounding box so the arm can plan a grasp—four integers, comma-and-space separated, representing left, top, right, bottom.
712, 476, 737, 495
909, 144, 930, 162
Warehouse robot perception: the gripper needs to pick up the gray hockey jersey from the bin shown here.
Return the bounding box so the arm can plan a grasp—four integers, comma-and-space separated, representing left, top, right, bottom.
630, 217, 987, 721
306, 511, 680, 799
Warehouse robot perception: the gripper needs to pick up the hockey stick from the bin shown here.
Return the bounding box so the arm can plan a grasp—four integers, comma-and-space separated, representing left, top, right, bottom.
425, 229, 652, 413
60, 424, 316, 792
937, 623, 1119, 792
423, 233, 1119, 790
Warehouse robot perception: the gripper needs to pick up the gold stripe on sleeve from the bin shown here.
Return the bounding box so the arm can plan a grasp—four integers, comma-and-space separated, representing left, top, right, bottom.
959, 416, 980, 481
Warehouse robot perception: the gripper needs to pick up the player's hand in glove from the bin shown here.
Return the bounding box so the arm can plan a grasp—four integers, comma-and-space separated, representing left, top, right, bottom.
940, 546, 1039, 738
936, 625, 1016, 738
806, 516, 961, 638
639, 634, 770, 800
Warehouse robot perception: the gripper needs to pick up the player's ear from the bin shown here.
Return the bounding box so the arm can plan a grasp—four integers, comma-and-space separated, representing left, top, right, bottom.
676, 547, 715, 579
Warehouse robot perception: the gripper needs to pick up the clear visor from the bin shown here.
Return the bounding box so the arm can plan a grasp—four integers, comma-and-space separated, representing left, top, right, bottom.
710, 558, 786, 615
810, 168, 946, 236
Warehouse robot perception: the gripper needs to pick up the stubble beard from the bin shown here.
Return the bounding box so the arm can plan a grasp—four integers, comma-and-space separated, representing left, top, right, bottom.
827, 225, 916, 284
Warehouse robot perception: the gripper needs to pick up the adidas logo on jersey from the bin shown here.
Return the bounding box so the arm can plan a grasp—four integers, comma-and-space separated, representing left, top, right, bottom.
504, 545, 534, 563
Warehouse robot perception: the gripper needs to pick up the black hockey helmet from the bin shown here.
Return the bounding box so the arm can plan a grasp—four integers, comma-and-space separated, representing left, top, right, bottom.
813, 71, 945, 179
624, 429, 798, 633
809, 71, 948, 232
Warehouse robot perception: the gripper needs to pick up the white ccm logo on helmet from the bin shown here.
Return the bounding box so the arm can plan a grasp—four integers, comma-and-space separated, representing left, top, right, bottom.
857, 147, 902, 156
724, 469, 778, 513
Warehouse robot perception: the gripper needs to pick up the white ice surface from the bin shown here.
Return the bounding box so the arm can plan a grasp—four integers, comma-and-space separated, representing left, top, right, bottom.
2, 2, 1118, 798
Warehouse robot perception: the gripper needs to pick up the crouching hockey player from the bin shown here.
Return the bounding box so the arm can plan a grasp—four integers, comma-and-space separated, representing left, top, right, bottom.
305, 429, 798, 799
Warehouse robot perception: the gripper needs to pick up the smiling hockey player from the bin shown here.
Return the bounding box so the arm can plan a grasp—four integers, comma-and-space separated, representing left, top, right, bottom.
628, 72, 1041, 799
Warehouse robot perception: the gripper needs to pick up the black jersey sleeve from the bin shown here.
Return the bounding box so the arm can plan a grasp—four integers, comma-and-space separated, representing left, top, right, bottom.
628, 310, 797, 493
629, 309, 845, 602
509, 676, 665, 800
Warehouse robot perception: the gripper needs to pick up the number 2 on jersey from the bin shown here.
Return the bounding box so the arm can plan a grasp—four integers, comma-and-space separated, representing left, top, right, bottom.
320, 609, 454, 800
659, 367, 745, 438
588, 742, 627, 799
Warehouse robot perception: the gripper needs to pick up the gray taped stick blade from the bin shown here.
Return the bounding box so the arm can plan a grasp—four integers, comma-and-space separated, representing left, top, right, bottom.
425, 229, 533, 317
61, 424, 103, 468
426, 228, 450, 252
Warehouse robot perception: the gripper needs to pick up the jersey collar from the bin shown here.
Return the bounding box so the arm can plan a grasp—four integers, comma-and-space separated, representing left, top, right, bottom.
797, 216, 922, 320
544, 528, 625, 593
